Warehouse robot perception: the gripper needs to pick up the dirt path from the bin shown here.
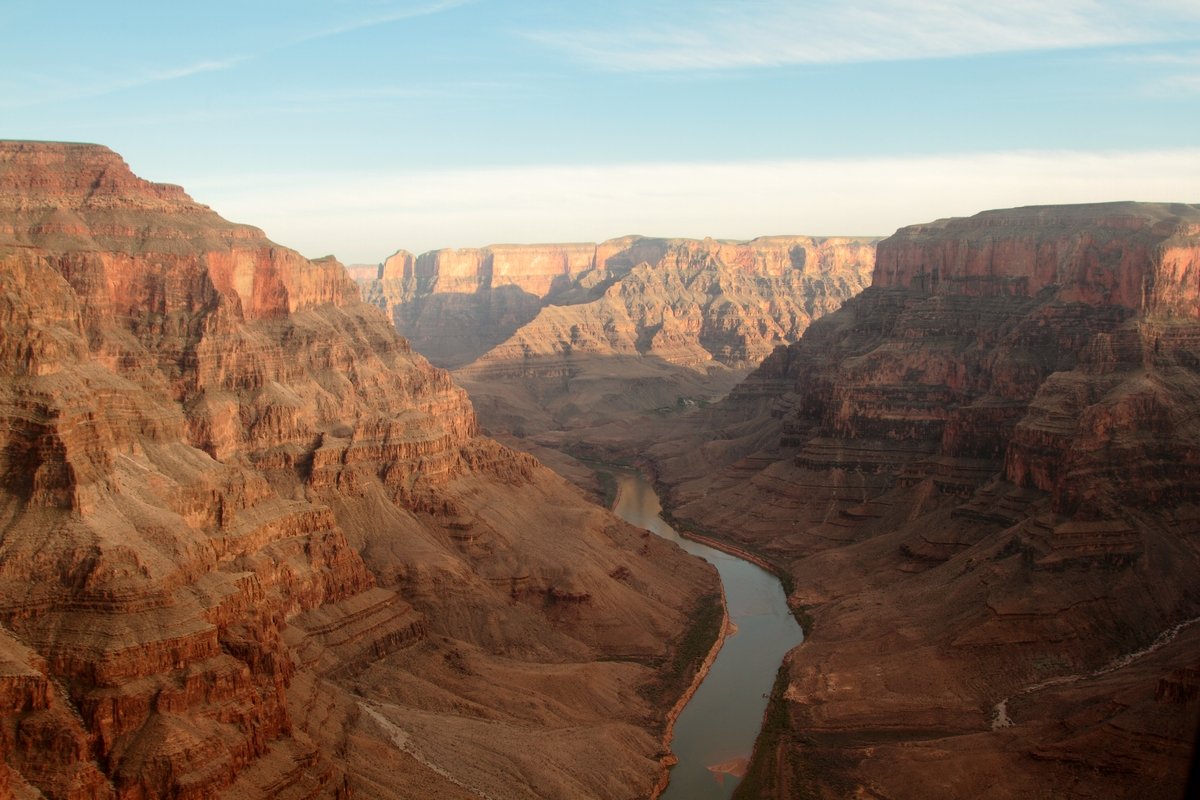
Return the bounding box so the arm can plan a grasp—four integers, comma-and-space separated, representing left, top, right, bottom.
359, 702, 496, 799
992, 615, 1200, 730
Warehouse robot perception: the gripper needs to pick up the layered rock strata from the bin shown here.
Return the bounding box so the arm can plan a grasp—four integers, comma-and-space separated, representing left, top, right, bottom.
363, 236, 876, 446
645, 202, 1200, 799
0, 141, 718, 799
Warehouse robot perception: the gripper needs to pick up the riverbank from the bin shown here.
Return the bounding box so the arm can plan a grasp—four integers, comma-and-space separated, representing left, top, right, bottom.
658, 514, 814, 636
630, 465, 816, 800
609, 469, 804, 799
634, 463, 796, 602
650, 590, 733, 800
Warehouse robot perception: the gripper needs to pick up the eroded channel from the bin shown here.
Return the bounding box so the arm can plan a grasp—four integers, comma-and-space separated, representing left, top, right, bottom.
610, 470, 804, 799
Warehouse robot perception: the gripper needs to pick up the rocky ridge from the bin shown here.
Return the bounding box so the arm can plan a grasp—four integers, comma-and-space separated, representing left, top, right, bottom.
363, 235, 876, 446
0, 141, 719, 799
643, 202, 1200, 799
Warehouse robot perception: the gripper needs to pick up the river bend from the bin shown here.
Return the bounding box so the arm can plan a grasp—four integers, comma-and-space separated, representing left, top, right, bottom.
611, 470, 804, 799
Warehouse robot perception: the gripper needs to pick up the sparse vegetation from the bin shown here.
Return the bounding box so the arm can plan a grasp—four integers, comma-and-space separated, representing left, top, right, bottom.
639, 592, 724, 712
1031, 654, 1071, 677
734, 664, 854, 800
792, 604, 814, 637
733, 664, 792, 799
648, 395, 710, 416
594, 469, 619, 509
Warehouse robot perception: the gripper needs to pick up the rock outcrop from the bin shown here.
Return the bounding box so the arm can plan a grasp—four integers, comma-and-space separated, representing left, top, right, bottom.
363, 236, 876, 449
0, 141, 719, 799
644, 202, 1200, 799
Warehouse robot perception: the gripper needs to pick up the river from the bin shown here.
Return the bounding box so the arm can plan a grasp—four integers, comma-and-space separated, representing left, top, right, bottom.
610, 470, 804, 800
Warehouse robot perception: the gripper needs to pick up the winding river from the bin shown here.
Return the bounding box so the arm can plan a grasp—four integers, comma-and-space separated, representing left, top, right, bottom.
610, 470, 804, 800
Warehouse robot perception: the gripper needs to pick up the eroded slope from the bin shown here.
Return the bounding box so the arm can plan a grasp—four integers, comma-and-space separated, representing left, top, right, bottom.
647, 202, 1200, 799
0, 141, 718, 800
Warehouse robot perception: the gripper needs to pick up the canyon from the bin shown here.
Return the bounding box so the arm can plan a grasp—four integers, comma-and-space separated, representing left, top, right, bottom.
361, 203, 1200, 797
3, 138, 1196, 800
0, 141, 722, 799
632, 202, 1200, 798
360, 236, 876, 465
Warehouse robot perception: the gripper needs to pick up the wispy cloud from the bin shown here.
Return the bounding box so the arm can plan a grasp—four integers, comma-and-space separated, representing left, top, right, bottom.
140, 56, 250, 84
0, 56, 249, 110
525, 0, 1200, 71
1158, 74, 1200, 93
293, 0, 477, 44
0, 0, 473, 110
180, 148, 1200, 263
1117, 51, 1200, 65
1115, 48, 1200, 95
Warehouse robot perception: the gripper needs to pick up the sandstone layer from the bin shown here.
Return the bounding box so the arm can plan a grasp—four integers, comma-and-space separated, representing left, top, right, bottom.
641, 202, 1200, 799
363, 236, 876, 449
0, 141, 719, 799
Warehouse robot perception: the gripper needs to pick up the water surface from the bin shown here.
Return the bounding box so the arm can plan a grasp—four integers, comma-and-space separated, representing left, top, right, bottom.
610, 470, 804, 800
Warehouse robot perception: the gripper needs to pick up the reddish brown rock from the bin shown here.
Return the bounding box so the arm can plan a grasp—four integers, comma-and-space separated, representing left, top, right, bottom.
364, 235, 876, 463
873, 203, 1200, 312
644, 202, 1200, 799
0, 141, 719, 799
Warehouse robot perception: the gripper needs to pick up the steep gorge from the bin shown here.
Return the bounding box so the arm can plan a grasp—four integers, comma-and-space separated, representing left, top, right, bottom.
0, 141, 720, 800
642, 202, 1200, 799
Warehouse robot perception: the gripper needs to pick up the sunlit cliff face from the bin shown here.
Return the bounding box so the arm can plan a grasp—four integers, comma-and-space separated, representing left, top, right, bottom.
0, 141, 719, 800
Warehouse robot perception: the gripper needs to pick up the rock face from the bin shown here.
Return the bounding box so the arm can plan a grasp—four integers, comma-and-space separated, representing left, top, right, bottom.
0, 141, 719, 799
363, 236, 876, 446
645, 202, 1200, 799
342, 263, 381, 284
874, 203, 1200, 315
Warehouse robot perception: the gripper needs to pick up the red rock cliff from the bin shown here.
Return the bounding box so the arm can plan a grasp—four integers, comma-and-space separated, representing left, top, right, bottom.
874, 202, 1200, 315
364, 234, 875, 448
649, 202, 1200, 800
0, 141, 718, 800
381, 242, 599, 297
367, 234, 877, 368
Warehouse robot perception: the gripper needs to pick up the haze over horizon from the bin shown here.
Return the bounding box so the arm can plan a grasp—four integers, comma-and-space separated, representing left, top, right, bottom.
5, 0, 1200, 263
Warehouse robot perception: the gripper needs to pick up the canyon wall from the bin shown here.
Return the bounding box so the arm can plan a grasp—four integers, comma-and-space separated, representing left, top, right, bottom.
365, 235, 876, 456
645, 202, 1200, 799
366, 239, 637, 368
873, 202, 1200, 315
368, 235, 876, 369
0, 141, 719, 799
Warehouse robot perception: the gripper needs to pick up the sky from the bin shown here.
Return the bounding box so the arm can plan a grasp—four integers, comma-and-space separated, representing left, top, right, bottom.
4, 0, 1200, 263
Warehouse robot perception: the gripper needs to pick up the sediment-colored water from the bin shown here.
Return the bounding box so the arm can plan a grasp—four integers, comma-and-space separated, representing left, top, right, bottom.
612, 470, 804, 800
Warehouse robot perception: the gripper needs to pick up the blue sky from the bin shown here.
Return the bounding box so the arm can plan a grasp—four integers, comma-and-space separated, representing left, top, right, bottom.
5, 1, 1200, 262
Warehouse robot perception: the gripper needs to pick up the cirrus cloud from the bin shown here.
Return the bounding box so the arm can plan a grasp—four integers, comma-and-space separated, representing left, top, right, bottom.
524, 0, 1200, 71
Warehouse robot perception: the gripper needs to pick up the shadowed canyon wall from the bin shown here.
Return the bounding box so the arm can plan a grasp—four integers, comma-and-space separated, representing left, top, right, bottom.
644, 201, 1200, 799
0, 141, 720, 799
